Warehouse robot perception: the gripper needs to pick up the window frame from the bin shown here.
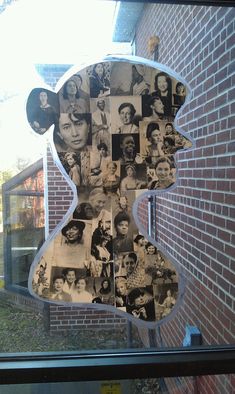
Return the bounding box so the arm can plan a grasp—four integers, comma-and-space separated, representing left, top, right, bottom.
0, 345, 235, 384
0, 0, 234, 385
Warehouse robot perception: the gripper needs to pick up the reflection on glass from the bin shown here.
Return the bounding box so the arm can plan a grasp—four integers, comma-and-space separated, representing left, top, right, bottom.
12, 170, 44, 193
9, 195, 44, 287
2, 163, 45, 290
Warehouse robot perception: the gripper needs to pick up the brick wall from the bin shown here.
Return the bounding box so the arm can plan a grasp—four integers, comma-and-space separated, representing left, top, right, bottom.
49, 305, 127, 333
135, 3, 234, 393
47, 148, 74, 232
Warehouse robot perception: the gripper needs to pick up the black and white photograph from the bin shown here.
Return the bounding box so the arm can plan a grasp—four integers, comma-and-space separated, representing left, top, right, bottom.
73, 187, 112, 230
53, 112, 92, 153
115, 276, 128, 310
126, 286, 156, 321
110, 96, 142, 134
140, 121, 166, 165
120, 163, 147, 192
147, 155, 176, 190
73, 200, 94, 221
88, 188, 112, 232
90, 97, 111, 150
26, 88, 59, 135
89, 144, 111, 188
130, 64, 151, 95
90, 220, 113, 277
42, 268, 117, 305
110, 62, 133, 96
112, 190, 138, 236
139, 120, 192, 165
150, 71, 173, 117
92, 277, 115, 305
27, 59, 190, 325
52, 219, 92, 269
115, 251, 146, 289
59, 151, 82, 188
145, 249, 178, 286
153, 283, 178, 320
88, 62, 111, 98
32, 258, 50, 297
142, 94, 172, 122
111, 133, 140, 164
110, 62, 152, 96
102, 161, 121, 196
48, 267, 93, 302
133, 234, 148, 265
58, 75, 90, 114
112, 211, 134, 255
173, 80, 186, 107
71, 276, 94, 303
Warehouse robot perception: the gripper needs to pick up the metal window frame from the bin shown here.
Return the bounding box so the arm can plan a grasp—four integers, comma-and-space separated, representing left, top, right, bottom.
0, 345, 234, 384
116, 0, 234, 7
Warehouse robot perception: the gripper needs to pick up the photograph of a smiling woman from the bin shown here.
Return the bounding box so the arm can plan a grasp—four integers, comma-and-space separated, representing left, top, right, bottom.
52, 219, 92, 270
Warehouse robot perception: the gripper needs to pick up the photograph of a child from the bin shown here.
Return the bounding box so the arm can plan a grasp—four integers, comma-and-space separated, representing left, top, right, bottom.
115, 276, 128, 309
48, 267, 92, 302
154, 283, 178, 320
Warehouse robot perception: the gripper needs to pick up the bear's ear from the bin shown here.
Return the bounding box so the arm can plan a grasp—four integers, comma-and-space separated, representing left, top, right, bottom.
26, 88, 59, 135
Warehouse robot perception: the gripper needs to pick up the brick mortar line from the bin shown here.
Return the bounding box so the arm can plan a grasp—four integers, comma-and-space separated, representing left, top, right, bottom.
190, 289, 234, 328
154, 12, 233, 79
157, 222, 233, 256
158, 208, 235, 226
161, 6, 232, 57
157, 250, 234, 313
156, 240, 234, 294
167, 186, 235, 194
155, 199, 234, 214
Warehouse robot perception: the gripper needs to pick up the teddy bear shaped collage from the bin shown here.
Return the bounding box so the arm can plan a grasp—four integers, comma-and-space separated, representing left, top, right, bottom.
27, 58, 193, 325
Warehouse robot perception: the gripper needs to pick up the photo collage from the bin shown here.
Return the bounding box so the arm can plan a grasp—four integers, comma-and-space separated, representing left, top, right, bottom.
28, 60, 191, 322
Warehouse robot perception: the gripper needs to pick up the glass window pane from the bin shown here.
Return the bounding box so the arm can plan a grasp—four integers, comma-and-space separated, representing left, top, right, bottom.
11, 170, 44, 193
7, 195, 44, 287
0, 3, 234, 391
0, 375, 234, 394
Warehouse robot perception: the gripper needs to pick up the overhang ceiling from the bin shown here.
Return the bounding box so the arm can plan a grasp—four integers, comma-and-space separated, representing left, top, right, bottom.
112, 2, 145, 42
